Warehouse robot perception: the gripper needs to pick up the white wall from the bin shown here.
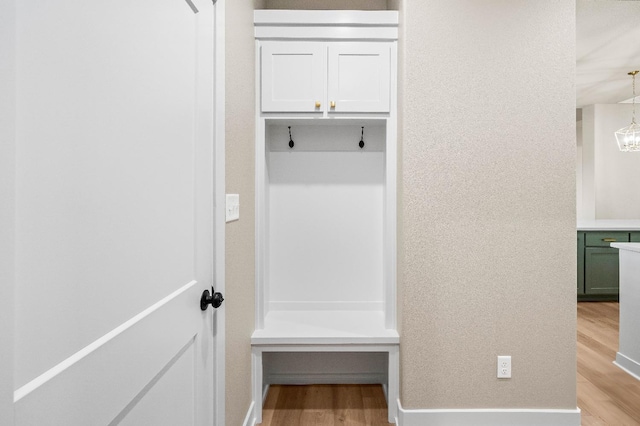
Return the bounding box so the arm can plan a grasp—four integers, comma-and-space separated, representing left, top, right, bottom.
581, 106, 596, 219
576, 120, 584, 220
400, 0, 577, 410
266, 124, 386, 310
580, 104, 640, 219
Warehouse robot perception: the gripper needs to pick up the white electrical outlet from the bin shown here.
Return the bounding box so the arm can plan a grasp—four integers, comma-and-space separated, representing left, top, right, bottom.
226, 194, 239, 222
497, 355, 511, 379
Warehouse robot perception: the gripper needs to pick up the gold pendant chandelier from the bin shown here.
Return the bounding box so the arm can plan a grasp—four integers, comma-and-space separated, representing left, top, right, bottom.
615, 70, 640, 152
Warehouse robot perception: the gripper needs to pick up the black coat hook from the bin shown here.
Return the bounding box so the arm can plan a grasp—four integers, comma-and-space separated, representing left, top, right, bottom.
288, 126, 294, 148
359, 127, 365, 149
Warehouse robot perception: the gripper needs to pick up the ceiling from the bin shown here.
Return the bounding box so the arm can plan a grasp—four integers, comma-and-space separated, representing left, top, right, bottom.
576, 0, 640, 108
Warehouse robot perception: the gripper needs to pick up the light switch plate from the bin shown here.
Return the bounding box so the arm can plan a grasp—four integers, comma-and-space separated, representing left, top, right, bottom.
226, 194, 239, 222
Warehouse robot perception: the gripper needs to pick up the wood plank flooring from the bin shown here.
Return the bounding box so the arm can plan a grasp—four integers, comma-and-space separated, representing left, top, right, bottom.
578, 302, 640, 426
258, 384, 392, 426
259, 302, 640, 426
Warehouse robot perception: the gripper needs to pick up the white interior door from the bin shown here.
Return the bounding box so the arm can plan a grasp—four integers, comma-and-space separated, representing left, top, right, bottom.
7, 0, 223, 424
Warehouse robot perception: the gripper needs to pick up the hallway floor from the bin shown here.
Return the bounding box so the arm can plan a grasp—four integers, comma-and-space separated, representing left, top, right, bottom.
578, 302, 640, 425
258, 384, 391, 426
258, 302, 640, 426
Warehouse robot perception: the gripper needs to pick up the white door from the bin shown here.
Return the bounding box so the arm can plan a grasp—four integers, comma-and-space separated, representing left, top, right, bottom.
327, 43, 391, 113
261, 42, 325, 112
5, 0, 224, 425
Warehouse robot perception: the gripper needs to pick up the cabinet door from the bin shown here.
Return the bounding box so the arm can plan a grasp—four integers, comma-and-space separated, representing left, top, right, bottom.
327, 43, 391, 113
630, 232, 640, 242
577, 232, 585, 294
585, 247, 619, 294
261, 42, 325, 112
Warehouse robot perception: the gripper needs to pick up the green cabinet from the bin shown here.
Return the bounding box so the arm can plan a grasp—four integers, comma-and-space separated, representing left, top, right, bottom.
631, 232, 640, 243
578, 230, 630, 300
584, 247, 619, 294
577, 232, 585, 295
585, 231, 628, 247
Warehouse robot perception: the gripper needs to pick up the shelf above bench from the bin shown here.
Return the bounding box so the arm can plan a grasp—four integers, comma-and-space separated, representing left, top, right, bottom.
251, 310, 399, 346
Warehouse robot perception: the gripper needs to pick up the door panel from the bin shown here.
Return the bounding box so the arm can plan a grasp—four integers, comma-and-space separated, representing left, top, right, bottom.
327, 43, 391, 113
15, 283, 200, 425
261, 42, 325, 112
15, 0, 196, 386
585, 247, 619, 294
13, 0, 217, 424
116, 340, 196, 426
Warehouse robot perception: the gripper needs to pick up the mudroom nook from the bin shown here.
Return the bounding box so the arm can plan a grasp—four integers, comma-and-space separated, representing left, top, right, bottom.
250, 10, 399, 424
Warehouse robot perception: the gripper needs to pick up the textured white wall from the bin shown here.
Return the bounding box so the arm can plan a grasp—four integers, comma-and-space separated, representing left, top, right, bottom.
225, 1, 263, 425
400, 0, 576, 409
585, 104, 640, 219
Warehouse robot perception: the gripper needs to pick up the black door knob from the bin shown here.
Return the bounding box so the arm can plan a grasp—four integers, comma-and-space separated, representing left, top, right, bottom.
200, 287, 224, 311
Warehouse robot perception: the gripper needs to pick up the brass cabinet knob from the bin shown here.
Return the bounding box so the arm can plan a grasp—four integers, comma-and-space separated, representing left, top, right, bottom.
315, 101, 321, 108
330, 101, 336, 108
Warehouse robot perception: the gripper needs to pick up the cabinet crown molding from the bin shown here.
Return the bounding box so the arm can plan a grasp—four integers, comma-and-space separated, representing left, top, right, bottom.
254, 10, 398, 41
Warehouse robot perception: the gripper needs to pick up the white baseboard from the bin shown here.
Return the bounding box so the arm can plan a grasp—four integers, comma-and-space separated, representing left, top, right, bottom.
614, 352, 640, 381
396, 399, 581, 426
242, 401, 256, 426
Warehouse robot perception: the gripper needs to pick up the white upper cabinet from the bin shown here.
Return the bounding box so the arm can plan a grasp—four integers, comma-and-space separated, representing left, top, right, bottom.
255, 10, 397, 115
261, 42, 325, 113
261, 41, 391, 113
327, 43, 390, 113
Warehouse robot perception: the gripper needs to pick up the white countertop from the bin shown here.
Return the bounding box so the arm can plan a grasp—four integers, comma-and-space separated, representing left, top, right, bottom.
577, 220, 640, 231
611, 243, 640, 253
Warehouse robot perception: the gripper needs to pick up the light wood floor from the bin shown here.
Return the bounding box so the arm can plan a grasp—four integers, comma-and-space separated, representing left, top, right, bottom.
578, 302, 640, 426
258, 384, 392, 426
259, 302, 640, 426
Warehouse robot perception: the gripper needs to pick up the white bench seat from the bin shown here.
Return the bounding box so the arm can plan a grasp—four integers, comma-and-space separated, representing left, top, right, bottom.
251, 310, 399, 345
